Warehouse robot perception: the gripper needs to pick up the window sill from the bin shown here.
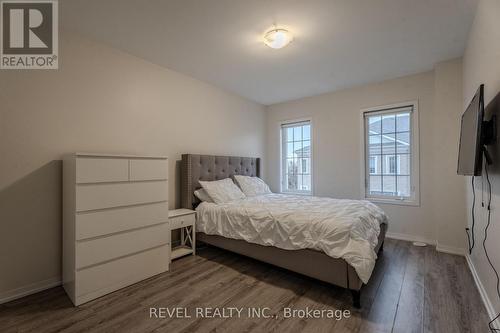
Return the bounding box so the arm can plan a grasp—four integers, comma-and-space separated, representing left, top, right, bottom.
365, 197, 420, 207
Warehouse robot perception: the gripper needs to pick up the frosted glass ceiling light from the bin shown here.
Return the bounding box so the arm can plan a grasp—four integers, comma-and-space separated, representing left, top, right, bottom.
263, 28, 293, 49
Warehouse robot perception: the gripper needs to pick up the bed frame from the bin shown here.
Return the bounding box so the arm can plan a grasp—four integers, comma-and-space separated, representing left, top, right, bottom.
180, 154, 386, 307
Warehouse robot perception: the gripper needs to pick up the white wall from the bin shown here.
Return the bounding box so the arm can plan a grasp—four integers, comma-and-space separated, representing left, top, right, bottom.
0, 31, 266, 301
463, 0, 500, 319
433, 59, 467, 253
267, 62, 466, 251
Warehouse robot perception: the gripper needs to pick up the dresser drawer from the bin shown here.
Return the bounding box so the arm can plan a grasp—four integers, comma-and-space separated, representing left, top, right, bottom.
76, 202, 169, 240
76, 158, 129, 184
129, 159, 168, 181
75, 245, 169, 299
170, 213, 195, 230
76, 223, 170, 269
76, 181, 168, 211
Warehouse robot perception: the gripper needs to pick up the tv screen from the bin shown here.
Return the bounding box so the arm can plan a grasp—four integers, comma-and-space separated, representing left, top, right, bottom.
457, 84, 484, 176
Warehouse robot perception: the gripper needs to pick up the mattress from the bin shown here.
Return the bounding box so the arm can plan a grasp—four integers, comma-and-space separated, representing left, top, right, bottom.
196, 193, 388, 283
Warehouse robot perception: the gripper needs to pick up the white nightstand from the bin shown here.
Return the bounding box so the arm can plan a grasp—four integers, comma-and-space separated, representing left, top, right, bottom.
169, 209, 196, 260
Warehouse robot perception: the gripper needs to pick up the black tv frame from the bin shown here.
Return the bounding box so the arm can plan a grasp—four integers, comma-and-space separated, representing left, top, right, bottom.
457, 84, 485, 176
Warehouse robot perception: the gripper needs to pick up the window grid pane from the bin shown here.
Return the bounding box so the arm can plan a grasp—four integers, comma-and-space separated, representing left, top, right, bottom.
282, 122, 312, 193
365, 109, 412, 198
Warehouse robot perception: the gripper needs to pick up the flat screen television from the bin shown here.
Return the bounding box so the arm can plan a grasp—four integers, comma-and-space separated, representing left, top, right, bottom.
457, 84, 484, 176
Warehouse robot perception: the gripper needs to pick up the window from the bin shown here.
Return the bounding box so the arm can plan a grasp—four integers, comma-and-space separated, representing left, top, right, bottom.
387, 155, 397, 174
369, 156, 378, 174
363, 102, 419, 205
281, 120, 312, 194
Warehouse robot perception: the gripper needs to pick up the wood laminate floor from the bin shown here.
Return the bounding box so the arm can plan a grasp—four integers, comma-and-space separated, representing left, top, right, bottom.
0, 239, 489, 333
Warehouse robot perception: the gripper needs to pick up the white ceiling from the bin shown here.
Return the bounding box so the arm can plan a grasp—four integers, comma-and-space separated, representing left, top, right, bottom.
61, 0, 478, 105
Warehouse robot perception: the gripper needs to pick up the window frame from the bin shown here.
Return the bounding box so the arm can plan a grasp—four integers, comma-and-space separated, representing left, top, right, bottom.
280, 118, 313, 195
360, 101, 420, 206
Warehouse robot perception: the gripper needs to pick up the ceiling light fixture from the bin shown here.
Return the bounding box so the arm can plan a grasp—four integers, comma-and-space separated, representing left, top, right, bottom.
263, 28, 293, 49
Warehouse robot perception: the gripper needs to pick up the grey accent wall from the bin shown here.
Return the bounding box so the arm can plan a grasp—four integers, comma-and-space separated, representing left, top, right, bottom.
0, 31, 266, 300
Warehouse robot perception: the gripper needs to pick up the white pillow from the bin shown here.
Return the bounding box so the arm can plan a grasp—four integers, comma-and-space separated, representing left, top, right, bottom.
234, 175, 272, 197
199, 178, 246, 204
194, 188, 214, 203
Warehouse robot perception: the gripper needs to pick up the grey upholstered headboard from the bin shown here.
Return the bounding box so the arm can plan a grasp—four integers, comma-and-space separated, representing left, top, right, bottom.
181, 154, 261, 209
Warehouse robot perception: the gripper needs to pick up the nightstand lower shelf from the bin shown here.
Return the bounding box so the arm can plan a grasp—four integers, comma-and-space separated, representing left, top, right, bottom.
171, 245, 194, 259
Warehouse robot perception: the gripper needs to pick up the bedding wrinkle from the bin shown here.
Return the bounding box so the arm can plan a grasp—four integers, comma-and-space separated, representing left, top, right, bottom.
196, 193, 387, 283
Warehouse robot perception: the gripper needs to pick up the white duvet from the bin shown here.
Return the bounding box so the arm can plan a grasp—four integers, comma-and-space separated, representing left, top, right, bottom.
196, 193, 388, 283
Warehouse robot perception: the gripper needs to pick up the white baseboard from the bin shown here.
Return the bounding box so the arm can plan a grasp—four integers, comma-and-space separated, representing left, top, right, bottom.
466, 255, 499, 328
0, 276, 61, 305
385, 231, 435, 245
386, 232, 466, 256
435, 243, 466, 256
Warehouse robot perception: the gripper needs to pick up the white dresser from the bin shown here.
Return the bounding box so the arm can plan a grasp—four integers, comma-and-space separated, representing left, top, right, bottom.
63, 153, 170, 305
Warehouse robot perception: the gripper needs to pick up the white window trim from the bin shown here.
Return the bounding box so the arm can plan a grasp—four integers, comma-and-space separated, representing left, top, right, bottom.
360, 101, 420, 206
279, 117, 314, 195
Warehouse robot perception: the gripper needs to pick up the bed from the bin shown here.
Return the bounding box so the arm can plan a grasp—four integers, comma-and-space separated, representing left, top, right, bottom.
180, 154, 387, 307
